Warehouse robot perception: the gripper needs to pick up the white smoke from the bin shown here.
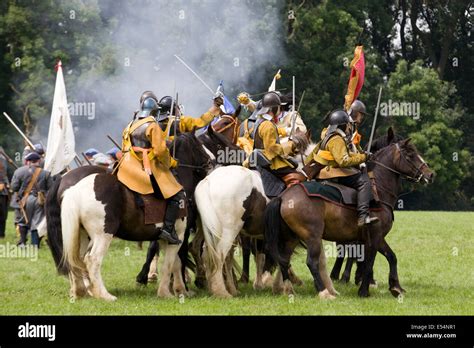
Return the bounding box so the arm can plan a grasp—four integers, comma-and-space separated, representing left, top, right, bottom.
62, 0, 285, 153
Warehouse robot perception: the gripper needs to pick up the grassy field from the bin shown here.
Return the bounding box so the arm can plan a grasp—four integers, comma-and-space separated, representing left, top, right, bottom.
0, 211, 472, 315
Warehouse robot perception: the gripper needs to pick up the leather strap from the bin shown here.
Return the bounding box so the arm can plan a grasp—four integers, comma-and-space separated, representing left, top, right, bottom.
20, 167, 41, 207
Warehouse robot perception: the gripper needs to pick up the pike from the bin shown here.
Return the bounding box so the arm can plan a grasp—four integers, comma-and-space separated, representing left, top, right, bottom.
0, 148, 18, 169
172, 92, 179, 159
174, 54, 214, 95
367, 86, 383, 153
289, 76, 297, 140
2, 112, 35, 149
106, 134, 121, 149
81, 152, 92, 165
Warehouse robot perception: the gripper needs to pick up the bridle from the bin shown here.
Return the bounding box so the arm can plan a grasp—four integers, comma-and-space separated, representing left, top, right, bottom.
211, 115, 239, 144
370, 143, 429, 183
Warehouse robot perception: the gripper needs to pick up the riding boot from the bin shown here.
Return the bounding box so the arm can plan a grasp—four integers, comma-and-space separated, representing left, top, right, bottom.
160, 190, 185, 245
355, 173, 379, 227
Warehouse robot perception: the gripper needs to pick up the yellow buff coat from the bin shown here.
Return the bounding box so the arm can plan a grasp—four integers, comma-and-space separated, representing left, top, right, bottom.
257, 120, 294, 170
164, 111, 217, 141
117, 120, 183, 198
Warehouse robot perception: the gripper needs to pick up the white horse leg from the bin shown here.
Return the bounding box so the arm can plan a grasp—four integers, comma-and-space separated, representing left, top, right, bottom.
224, 246, 239, 296
253, 252, 266, 290
147, 255, 159, 282
272, 268, 284, 295
208, 227, 236, 298
84, 233, 116, 301
171, 256, 186, 297
157, 218, 186, 298
319, 247, 339, 296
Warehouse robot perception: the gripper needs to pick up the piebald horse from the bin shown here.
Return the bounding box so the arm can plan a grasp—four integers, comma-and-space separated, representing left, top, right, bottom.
46, 133, 214, 301
264, 138, 434, 298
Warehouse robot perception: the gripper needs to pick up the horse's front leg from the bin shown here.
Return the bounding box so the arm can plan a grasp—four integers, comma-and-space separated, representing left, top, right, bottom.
379, 238, 405, 297
136, 240, 159, 285
358, 229, 381, 298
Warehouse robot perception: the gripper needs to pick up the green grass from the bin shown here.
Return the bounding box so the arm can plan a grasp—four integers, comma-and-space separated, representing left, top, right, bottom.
0, 211, 472, 315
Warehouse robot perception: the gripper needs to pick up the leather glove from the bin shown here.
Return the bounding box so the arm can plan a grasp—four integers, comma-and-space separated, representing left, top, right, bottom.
213, 96, 224, 107
364, 151, 374, 161
237, 92, 250, 105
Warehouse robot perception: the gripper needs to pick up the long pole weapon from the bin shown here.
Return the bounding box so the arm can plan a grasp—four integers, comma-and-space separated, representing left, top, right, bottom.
288, 76, 297, 140
2, 112, 35, 149
366, 86, 383, 153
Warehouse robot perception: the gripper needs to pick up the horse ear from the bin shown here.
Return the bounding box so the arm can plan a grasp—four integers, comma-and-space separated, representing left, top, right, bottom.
233, 104, 242, 119
306, 128, 312, 141
387, 127, 394, 143
207, 124, 214, 136
402, 137, 411, 146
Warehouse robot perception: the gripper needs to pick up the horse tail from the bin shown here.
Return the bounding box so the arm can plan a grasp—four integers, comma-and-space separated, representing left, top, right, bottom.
264, 196, 283, 264
61, 187, 87, 278
195, 180, 221, 276
45, 174, 69, 275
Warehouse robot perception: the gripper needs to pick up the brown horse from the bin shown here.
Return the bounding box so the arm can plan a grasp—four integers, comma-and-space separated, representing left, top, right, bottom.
210, 105, 242, 144
264, 138, 434, 298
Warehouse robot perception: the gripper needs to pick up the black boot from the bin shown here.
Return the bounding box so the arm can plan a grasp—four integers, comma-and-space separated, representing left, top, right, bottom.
17, 226, 28, 246
160, 194, 184, 245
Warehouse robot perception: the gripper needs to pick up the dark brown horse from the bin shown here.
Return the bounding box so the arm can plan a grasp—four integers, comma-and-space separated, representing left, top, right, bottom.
330, 127, 403, 284
264, 138, 434, 298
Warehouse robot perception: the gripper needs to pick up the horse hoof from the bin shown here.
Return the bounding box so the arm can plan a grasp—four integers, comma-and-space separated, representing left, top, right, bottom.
328, 287, 340, 296
238, 275, 249, 284
390, 287, 404, 298
290, 277, 304, 287
148, 273, 158, 283
102, 294, 117, 302
358, 289, 370, 298
282, 280, 295, 296
214, 292, 232, 299
318, 289, 336, 300
340, 276, 350, 284
369, 280, 378, 289
253, 282, 264, 291
261, 272, 274, 288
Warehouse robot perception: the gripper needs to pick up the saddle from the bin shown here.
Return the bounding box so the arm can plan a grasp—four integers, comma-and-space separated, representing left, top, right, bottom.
135, 193, 187, 225
299, 180, 380, 208
253, 167, 286, 198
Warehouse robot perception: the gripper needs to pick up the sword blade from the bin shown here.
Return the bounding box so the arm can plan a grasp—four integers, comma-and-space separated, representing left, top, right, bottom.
367, 86, 383, 153
174, 55, 214, 95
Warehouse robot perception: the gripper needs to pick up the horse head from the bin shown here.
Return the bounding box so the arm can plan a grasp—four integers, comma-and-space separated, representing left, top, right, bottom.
210, 105, 242, 144
374, 138, 435, 185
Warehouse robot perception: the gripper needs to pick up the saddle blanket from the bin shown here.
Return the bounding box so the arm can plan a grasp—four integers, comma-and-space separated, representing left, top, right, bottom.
298, 180, 381, 209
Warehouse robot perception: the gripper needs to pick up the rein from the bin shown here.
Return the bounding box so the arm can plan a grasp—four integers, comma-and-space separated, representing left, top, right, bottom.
369, 143, 428, 183
212, 115, 239, 144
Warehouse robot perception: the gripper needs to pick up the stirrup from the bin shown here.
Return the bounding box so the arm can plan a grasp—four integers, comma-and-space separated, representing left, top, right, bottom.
159, 229, 182, 245
358, 216, 380, 227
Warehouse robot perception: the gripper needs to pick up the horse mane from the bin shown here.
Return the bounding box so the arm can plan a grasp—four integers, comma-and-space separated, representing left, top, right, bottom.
207, 125, 241, 151
173, 132, 210, 166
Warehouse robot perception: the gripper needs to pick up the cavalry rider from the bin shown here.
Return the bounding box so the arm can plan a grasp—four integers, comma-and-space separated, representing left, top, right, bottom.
156, 95, 222, 141
237, 92, 307, 154
309, 110, 378, 227
273, 93, 307, 138
244, 91, 305, 186
117, 96, 186, 245
11, 151, 52, 246
347, 99, 368, 153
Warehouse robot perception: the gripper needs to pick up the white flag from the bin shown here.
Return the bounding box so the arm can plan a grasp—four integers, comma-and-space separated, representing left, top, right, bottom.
268, 69, 281, 92
44, 60, 76, 175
